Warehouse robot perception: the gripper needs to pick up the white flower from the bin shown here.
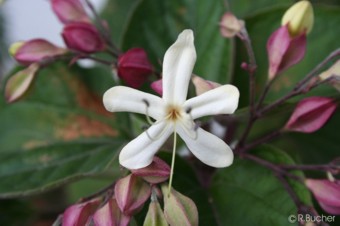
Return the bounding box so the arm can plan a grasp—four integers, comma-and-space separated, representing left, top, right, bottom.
103, 29, 239, 169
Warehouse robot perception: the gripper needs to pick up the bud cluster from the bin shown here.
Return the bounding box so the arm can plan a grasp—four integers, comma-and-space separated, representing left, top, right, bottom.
6, 0, 154, 103
61, 157, 198, 226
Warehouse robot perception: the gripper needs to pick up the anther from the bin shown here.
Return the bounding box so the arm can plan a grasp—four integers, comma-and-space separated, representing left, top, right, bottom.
142, 99, 150, 107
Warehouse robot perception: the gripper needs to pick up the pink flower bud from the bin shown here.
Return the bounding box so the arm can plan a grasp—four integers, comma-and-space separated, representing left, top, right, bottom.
51, 0, 90, 24
62, 22, 105, 53
62, 199, 100, 226
267, 25, 306, 80
92, 198, 130, 226
114, 174, 151, 215
305, 179, 340, 215
5, 63, 40, 103
161, 185, 198, 226
12, 39, 67, 66
118, 48, 154, 88
131, 157, 170, 184
285, 97, 337, 133
150, 79, 163, 96
219, 12, 244, 38
192, 75, 221, 96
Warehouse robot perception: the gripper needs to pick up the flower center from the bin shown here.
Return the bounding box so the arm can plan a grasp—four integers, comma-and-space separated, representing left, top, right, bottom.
166, 105, 182, 121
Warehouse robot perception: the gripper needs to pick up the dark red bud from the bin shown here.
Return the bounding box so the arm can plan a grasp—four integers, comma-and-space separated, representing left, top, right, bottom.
62, 22, 105, 53
118, 48, 153, 88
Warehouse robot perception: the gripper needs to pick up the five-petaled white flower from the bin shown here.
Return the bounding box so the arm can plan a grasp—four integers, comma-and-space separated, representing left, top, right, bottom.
103, 29, 239, 169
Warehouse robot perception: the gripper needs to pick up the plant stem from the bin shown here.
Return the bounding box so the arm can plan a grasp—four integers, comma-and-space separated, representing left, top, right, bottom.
281, 164, 340, 172
240, 130, 282, 153
259, 48, 340, 116
84, 0, 121, 57
242, 153, 303, 182
79, 180, 115, 203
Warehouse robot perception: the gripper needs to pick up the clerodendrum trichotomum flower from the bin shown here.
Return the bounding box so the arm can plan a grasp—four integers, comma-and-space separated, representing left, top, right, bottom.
103, 29, 239, 170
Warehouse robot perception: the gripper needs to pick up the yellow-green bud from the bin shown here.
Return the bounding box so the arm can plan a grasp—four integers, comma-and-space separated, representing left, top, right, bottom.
281, 0, 314, 37
9, 41, 24, 57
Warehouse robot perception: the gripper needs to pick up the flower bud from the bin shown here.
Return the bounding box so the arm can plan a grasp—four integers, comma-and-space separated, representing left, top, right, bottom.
143, 199, 168, 226
284, 97, 337, 133
62, 199, 100, 226
51, 0, 90, 24
267, 25, 306, 80
305, 179, 340, 215
219, 12, 245, 38
5, 63, 40, 103
319, 60, 340, 91
12, 39, 67, 66
92, 198, 130, 226
118, 48, 154, 88
62, 22, 105, 53
131, 157, 170, 184
150, 79, 163, 96
115, 174, 151, 215
282, 0, 314, 37
161, 185, 198, 226
192, 75, 221, 95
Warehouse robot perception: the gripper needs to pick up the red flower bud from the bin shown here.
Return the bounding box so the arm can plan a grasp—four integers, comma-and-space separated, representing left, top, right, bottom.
114, 174, 151, 215
118, 48, 153, 88
62, 22, 105, 53
305, 179, 340, 215
267, 25, 306, 80
51, 0, 90, 24
92, 198, 130, 226
285, 97, 337, 133
131, 157, 170, 184
62, 199, 100, 226
13, 39, 67, 66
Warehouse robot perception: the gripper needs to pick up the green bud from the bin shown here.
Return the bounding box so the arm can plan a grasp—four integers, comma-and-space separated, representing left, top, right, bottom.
281, 0, 314, 37
161, 185, 198, 226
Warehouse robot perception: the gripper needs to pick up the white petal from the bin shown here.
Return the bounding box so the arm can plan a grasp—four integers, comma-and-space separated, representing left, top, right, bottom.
103, 86, 165, 120
184, 84, 239, 119
177, 126, 234, 168
119, 122, 173, 169
162, 29, 196, 104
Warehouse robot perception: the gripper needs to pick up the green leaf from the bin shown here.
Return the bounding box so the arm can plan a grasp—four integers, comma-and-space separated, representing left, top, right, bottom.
121, 0, 232, 84
0, 141, 123, 198
210, 145, 311, 226
0, 63, 126, 197
228, 0, 292, 18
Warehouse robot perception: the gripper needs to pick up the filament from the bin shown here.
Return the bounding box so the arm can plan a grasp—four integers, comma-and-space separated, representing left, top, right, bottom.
145, 123, 169, 141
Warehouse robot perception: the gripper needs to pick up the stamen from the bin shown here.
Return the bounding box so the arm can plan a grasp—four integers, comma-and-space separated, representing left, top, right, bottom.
179, 120, 198, 140
142, 100, 155, 126
145, 123, 169, 141
168, 129, 177, 197
178, 109, 198, 140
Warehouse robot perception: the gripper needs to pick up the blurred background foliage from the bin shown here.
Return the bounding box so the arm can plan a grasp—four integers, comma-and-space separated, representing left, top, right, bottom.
0, 0, 339, 225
